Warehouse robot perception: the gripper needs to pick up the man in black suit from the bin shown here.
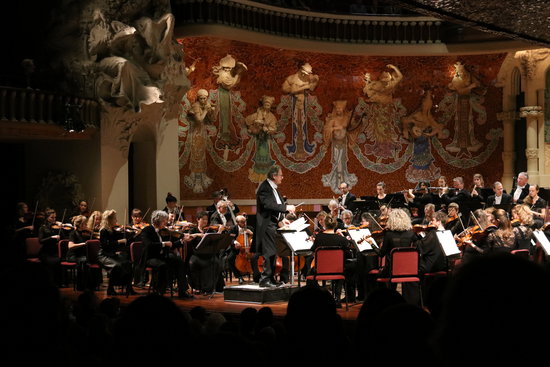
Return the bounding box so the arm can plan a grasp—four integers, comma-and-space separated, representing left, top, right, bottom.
512, 172, 530, 204
209, 200, 235, 228
338, 182, 357, 211
486, 181, 513, 207
256, 165, 295, 288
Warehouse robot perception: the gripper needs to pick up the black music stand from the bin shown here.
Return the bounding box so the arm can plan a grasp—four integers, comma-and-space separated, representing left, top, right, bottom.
279, 230, 314, 287
195, 233, 232, 298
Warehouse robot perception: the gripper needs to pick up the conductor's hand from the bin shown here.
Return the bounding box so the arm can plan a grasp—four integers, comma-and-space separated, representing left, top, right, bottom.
286, 205, 296, 213
163, 241, 173, 248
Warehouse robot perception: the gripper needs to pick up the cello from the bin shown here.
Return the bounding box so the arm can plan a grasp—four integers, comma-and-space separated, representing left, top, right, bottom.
235, 228, 254, 275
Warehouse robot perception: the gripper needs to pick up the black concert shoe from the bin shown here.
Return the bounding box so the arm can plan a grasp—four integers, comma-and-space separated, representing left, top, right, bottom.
259, 280, 277, 288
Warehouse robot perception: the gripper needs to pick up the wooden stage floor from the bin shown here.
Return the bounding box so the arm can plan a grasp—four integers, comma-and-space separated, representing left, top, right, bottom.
58, 279, 363, 321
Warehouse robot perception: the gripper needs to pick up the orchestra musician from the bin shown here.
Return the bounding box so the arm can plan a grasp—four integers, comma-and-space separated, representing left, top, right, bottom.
445, 203, 463, 235
15, 202, 35, 235
70, 200, 91, 221
523, 184, 546, 228
377, 208, 421, 305
314, 210, 328, 233
486, 181, 512, 207
416, 211, 447, 275
485, 209, 516, 254
67, 215, 89, 290
188, 211, 225, 294
511, 204, 534, 251
404, 181, 434, 224
98, 209, 135, 296
337, 209, 354, 231
209, 200, 235, 228
376, 181, 389, 203
327, 199, 342, 222
163, 192, 182, 218
436, 176, 449, 199
38, 208, 63, 287
307, 214, 356, 307
140, 210, 193, 299
129, 208, 147, 241
460, 209, 496, 264
228, 214, 254, 284
442, 177, 472, 224
512, 172, 530, 204
338, 182, 356, 210
256, 165, 295, 288
87, 210, 102, 236
471, 173, 487, 204
206, 190, 240, 219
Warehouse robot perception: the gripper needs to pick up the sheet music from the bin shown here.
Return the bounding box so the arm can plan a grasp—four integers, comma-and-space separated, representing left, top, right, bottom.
435, 230, 461, 257
281, 231, 314, 252
347, 228, 374, 251
277, 216, 310, 232
533, 230, 550, 255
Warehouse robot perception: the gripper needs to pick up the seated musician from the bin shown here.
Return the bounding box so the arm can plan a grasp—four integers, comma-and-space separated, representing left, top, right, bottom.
228, 215, 254, 284
307, 215, 356, 307
421, 204, 436, 225
140, 210, 193, 299
188, 211, 225, 294
445, 203, 463, 235
337, 209, 354, 231
209, 200, 235, 228
486, 181, 512, 207
338, 182, 357, 210
511, 204, 534, 251
376, 181, 388, 203
68, 215, 90, 290
524, 184, 546, 229
206, 190, 240, 219
98, 209, 135, 296
460, 209, 496, 264
38, 208, 63, 287
471, 173, 487, 203
486, 209, 516, 254
327, 199, 342, 222
87, 210, 102, 237
403, 182, 434, 224
416, 211, 447, 275
70, 200, 91, 222
314, 210, 328, 233
442, 177, 472, 222
163, 192, 182, 218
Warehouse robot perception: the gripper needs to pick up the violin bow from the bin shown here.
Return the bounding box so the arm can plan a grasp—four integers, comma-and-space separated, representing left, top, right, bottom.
31, 200, 39, 229
89, 197, 96, 215
470, 210, 485, 231
58, 208, 67, 237
367, 212, 383, 231
142, 208, 151, 224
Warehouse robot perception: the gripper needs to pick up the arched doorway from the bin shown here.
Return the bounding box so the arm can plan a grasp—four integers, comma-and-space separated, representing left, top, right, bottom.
128, 125, 157, 222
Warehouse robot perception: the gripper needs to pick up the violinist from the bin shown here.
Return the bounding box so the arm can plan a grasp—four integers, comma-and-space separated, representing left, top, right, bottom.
337, 209, 354, 231
378, 208, 421, 305
355, 212, 379, 302
129, 208, 147, 241
404, 181, 434, 224
308, 215, 356, 307
70, 200, 91, 221
228, 215, 254, 284
314, 210, 328, 233
486, 209, 516, 254
460, 209, 496, 264
327, 199, 342, 222
188, 211, 225, 294
38, 208, 63, 286
445, 203, 463, 235
98, 209, 135, 296
209, 200, 235, 229
141, 210, 193, 299
86, 210, 102, 239
416, 211, 447, 275
524, 184, 546, 228
511, 204, 534, 251
67, 215, 89, 290
442, 177, 471, 222
338, 182, 356, 210
163, 192, 182, 218
486, 181, 512, 207
14, 202, 35, 235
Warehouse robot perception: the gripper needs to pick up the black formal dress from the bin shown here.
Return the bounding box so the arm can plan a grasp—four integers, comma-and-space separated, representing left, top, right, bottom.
68, 229, 88, 290
98, 228, 133, 291
38, 223, 62, 286
187, 227, 225, 293
256, 179, 288, 285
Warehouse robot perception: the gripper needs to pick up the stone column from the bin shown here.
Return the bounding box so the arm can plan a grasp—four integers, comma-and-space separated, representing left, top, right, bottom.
520, 106, 543, 184
497, 111, 518, 192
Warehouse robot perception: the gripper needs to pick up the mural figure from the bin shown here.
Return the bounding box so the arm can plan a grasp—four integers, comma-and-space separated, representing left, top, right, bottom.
402, 90, 443, 182
361, 64, 405, 160
211, 54, 248, 150
282, 63, 320, 161
245, 96, 278, 183
444, 61, 487, 155
184, 89, 216, 193
322, 100, 358, 193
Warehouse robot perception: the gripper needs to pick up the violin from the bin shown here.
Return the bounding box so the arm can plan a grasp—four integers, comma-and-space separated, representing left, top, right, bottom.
413, 224, 437, 234
51, 223, 74, 231
204, 224, 229, 232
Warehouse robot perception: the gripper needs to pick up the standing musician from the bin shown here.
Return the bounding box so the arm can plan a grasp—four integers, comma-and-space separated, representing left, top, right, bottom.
209, 200, 235, 228
524, 184, 546, 228
338, 182, 356, 210
38, 208, 63, 287
512, 172, 530, 204
375, 181, 389, 203
486, 181, 512, 207
140, 210, 193, 299
228, 215, 254, 284
67, 215, 89, 290
187, 211, 225, 294
256, 165, 295, 288
98, 209, 135, 296
163, 192, 182, 218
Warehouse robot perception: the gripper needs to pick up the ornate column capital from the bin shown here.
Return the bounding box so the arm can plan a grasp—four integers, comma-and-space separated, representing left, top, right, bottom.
496, 111, 518, 121
519, 106, 543, 119
525, 148, 539, 160
514, 49, 550, 80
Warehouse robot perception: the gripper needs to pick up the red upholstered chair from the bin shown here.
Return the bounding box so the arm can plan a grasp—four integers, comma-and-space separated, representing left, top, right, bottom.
511, 249, 530, 259
85, 239, 102, 290
306, 246, 349, 310
58, 239, 78, 290
25, 237, 42, 263
376, 247, 421, 285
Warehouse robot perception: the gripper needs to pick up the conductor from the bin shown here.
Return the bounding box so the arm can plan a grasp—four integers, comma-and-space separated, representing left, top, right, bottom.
256, 165, 296, 288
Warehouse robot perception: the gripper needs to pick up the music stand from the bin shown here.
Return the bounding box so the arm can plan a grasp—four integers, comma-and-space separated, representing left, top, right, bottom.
435, 230, 461, 258
195, 233, 232, 298
280, 230, 313, 287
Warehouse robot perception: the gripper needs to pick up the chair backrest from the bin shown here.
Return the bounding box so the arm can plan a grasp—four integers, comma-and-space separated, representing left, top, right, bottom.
511, 249, 530, 259
130, 241, 144, 264
58, 239, 70, 259
390, 247, 419, 277
25, 237, 42, 257
314, 246, 345, 275
86, 239, 101, 264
